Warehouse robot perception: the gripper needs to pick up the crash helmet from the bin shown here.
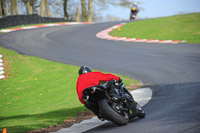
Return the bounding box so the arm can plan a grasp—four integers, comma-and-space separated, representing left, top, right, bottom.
131, 8, 136, 11
78, 66, 92, 75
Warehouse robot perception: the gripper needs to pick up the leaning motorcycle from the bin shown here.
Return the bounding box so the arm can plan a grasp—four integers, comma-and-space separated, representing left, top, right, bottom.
130, 7, 138, 20
130, 12, 137, 20
82, 79, 145, 126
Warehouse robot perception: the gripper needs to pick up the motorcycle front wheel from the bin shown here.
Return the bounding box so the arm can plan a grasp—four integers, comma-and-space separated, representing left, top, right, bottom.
99, 99, 129, 126
136, 103, 145, 118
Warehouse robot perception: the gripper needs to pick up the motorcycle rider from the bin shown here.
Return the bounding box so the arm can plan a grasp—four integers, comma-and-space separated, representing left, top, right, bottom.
76, 66, 144, 120
130, 3, 139, 19
76, 66, 122, 120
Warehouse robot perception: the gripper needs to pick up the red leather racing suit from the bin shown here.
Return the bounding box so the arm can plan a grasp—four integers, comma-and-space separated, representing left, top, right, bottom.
76, 71, 119, 104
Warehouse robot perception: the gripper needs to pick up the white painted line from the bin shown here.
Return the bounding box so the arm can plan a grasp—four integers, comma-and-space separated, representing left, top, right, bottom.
44, 24, 59, 26
0, 67, 4, 71
124, 38, 136, 42
134, 39, 147, 42
146, 40, 160, 43
0, 75, 5, 79
0, 54, 4, 80
0, 29, 14, 33
21, 26, 37, 29
0, 71, 4, 75
68, 22, 83, 25
115, 37, 127, 41
112, 26, 119, 29
159, 40, 173, 43
57, 87, 152, 133
129, 38, 137, 40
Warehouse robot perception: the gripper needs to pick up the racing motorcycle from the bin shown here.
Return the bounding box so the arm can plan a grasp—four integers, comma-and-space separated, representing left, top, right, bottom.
82, 79, 145, 126
130, 11, 138, 20
130, 8, 138, 20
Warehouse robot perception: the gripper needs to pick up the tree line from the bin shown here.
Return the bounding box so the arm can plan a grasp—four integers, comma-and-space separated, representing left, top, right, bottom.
0, 0, 140, 22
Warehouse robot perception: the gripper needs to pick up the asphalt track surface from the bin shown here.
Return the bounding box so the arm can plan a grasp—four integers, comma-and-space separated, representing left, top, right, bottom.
0, 22, 200, 133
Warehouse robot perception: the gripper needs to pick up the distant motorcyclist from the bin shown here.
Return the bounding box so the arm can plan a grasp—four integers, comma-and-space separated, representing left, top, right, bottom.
130, 3, 139, 20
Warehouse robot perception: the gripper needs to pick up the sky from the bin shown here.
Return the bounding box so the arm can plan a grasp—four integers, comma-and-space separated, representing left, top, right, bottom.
100, 0, 200, 20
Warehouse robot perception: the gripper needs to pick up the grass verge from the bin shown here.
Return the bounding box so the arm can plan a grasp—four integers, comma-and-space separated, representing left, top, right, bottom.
110, 13, 200, 44
0, 47, 140, 132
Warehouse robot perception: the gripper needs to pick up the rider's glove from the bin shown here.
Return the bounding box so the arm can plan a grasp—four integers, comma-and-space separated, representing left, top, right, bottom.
113, 79, 119, 86
113, 78, 122, 86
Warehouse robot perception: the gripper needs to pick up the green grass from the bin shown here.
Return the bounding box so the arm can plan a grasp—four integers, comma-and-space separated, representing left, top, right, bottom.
110, 13, 200, 44
0, 47, 139, 132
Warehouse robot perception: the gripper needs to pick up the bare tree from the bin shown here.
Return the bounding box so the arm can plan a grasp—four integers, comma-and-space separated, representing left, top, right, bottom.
49, 0, 63, 17
76, 5, 80, 22
0, 0, 9, 16
0, 0, 6, 16
11, 0, 14, 15
81, 0, 87, 22
107, 0, 133, 8
39, 0, 51, 17
31, 0, 40, 14
19, 0, 23, 15
11, 0, 18, 15
5, 0, 8, 15
63, 0, 69, 19
44, 0, 51, 17
98, 0, 142, 8
25, 0, 33, 14
21, 0, 40, 15
88, 0, 93, 22
39, 0, 44, 16
46, 0, 77, 19
0, 0, 2, 16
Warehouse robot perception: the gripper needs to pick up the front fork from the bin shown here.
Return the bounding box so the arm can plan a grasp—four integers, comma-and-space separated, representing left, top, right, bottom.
127, 100, 138, 119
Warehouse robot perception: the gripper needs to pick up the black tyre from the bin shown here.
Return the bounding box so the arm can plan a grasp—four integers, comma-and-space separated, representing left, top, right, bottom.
99, 99, 129, 126
136, 103, 145, 118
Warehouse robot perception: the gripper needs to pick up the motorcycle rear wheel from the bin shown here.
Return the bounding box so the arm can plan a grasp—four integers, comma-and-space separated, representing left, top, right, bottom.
99, 99, 129, 126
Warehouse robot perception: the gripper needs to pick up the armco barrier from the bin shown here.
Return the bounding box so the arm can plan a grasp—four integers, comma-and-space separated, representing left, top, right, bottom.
0, 14, 73, 29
